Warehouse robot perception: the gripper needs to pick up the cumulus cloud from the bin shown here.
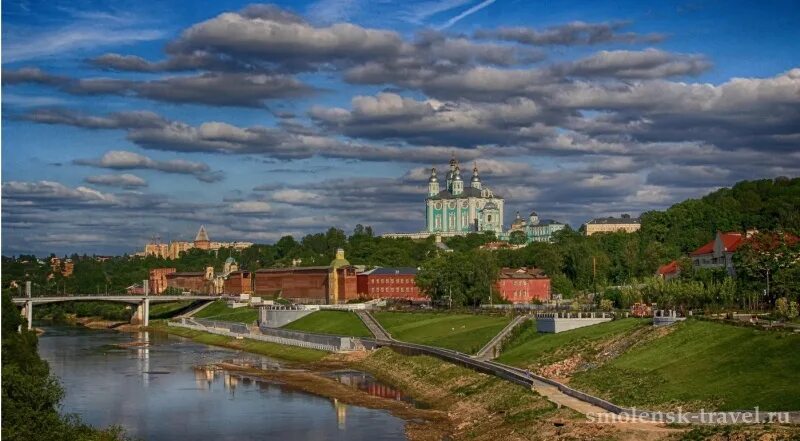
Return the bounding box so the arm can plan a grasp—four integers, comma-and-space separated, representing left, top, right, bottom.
2, 181, 119, 205
557, 49, 711, 79
74, 150, 224, 183
476, 21, 665, 46
4, 69, 313, 107
84, 173, 148, 188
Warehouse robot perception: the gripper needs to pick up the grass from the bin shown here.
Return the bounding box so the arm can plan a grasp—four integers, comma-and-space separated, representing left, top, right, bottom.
569, 319, 800, 411
149, 301, 194, 319
281, 310, 372, 337
152, 323, 328, 363
193, 300, 258, 324
497, 318, 648, 367
373, 311, 511, 354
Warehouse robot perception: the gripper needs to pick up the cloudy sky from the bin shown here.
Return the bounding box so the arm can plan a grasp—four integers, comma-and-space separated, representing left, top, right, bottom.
2, 0, 799, 256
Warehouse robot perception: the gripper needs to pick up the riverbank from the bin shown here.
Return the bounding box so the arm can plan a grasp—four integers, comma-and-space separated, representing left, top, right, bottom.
147, 322, 329, 363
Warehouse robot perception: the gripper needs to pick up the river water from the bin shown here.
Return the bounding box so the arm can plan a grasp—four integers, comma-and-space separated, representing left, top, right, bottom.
38, 326, 408, 441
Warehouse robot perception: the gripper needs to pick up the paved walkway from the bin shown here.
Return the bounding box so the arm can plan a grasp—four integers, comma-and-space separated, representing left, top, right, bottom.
474, 313, 530, 360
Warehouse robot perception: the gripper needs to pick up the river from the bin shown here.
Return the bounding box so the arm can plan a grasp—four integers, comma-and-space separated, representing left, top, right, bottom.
38, 326, 408, 441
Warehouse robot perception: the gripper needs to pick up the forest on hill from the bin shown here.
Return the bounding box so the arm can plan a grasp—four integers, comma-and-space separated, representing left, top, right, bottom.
3, 177, 798, 308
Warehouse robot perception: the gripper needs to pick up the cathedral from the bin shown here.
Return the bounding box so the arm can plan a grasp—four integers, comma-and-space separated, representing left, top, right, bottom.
426, 156, 504, 235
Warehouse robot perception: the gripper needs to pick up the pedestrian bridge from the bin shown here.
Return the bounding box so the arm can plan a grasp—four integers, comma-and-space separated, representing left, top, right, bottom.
12, 294, 223, 329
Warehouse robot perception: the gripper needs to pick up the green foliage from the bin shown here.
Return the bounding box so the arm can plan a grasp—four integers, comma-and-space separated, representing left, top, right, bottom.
416, 250, 500, 306
1, 293, 127, 440
281, 311, 372, 337
508, 230, 527, 245
373, 311, 511, 354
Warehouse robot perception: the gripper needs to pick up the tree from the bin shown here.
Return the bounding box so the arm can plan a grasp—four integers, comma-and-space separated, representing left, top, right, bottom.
508, 230, 527, 245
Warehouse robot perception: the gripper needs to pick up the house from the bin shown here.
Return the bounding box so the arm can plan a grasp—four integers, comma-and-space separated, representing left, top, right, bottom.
495, 267, 551, 304
656, 260, 680, 280
690, 232, 746, 275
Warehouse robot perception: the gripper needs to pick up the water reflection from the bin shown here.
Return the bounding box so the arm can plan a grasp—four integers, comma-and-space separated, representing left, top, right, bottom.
326, 370, 416, 405
39, 326, 407, 441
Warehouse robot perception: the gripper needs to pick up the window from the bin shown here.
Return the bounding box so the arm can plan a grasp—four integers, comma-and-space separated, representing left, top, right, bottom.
488, 215, 492, 222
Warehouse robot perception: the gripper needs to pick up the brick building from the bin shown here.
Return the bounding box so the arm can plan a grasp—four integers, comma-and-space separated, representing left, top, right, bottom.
356, 267, 424, 300
224, 270, 253, 295
253, 249, 357, 304
149, 267, 176, 294
495, 267, 551, 304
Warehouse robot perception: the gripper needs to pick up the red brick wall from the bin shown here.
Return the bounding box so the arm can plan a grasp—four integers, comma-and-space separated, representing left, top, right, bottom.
224, 271, 252, 295
166, 274, 208, 293
149, 268, 176, 294
495, 278, 550, 304
254, 268, 329, 303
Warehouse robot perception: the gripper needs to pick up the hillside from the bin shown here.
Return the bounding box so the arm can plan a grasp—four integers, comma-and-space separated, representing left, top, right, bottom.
499, 319, 800, 411
640, 177, 800, 254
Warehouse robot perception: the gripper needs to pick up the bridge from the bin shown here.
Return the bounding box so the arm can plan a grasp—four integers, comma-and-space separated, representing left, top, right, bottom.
12, 281, 223, 329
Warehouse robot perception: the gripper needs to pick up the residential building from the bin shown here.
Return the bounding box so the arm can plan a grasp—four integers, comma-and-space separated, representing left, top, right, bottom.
495, 267, 551, 304
357, 267, 424, 300
690, 231, 745, 275
584, 214, 641, 236
253, 249, 357, 304
656, 261, 680, 280
143, 225, 253, 259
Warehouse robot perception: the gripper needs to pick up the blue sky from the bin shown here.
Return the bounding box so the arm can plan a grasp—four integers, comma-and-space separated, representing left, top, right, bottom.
3, 0, 799, 255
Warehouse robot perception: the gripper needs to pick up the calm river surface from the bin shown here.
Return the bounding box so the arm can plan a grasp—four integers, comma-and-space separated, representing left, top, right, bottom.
38, 326, 407, 441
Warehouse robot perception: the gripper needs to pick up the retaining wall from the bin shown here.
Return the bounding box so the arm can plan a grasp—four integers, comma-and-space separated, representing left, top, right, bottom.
536, 312, 613, 333
259, 308, 314, 327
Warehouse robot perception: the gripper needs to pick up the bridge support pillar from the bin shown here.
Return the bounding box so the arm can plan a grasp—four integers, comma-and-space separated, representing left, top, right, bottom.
131, 299, 150, 327
21, 301, 33, 331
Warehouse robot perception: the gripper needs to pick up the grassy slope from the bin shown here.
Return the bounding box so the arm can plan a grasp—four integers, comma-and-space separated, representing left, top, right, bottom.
193, 300, 258, 323
149, 301, 193, 319
281, 310, 372, 337
570, 320, 800, 411
154, 324, 328, 363
374, 311, 511, 354
497, 318, 648, 367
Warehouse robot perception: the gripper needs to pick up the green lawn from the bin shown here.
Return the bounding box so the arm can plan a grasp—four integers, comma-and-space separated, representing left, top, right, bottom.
373, 311, 511, 354
155, 324, 328, 363
569, 320, 800, 411
193, 300, 258, 324
282, 310, 372, 337
497, 318, 648, 367
149, 301, 194, 319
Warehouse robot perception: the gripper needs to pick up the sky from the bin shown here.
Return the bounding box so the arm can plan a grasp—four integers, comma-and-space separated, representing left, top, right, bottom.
2, 0, 799, 256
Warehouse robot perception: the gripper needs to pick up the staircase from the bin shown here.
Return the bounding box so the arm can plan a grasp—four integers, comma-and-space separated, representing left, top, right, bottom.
355, 310, 392, 341
474, 314, 531, 360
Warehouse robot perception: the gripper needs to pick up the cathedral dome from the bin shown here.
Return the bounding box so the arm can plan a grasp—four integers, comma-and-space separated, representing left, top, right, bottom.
529, 210, 538, 217
429, 167, 439, 182
453, 167, 463, 181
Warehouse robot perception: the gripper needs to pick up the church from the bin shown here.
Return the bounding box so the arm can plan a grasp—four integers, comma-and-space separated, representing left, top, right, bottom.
425, 156, 504, 235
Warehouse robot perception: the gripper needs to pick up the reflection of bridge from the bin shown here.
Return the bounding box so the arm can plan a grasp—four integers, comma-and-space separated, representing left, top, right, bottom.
12, 281, 222, 329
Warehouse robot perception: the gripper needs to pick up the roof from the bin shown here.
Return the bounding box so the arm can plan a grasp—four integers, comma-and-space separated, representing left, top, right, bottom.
484, 201, 498, 210
586, 216, 640, 225
536, 219, 564, 226
361, 267, 418, 276
498, 267, 548, 279
657, 260, 680, 276
427, 187, 503, 200
195, 225, 209, 242
690, 232, 744, 256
